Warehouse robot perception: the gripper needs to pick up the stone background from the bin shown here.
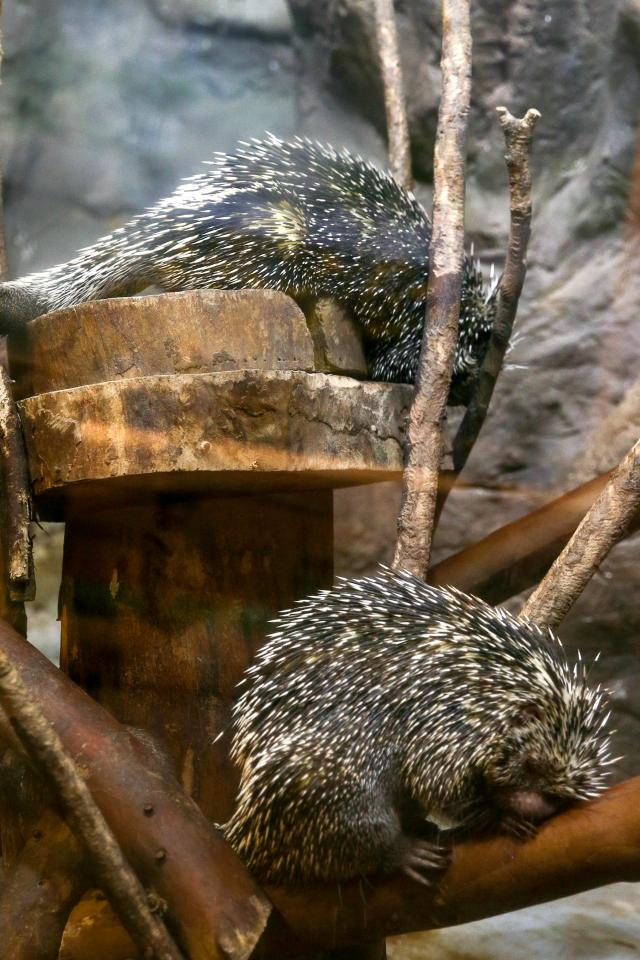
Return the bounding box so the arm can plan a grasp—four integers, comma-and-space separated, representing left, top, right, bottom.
2, 0, 640, 956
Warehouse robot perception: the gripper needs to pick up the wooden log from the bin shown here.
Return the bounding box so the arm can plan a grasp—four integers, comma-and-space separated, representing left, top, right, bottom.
60, 490, 333, 822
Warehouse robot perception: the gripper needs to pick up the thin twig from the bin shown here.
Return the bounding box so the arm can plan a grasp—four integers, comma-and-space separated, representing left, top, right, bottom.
0, 647, 184, 960
392, 0, 472, 578
373, 0, 412, 190
520, 438, 640, 627
443, 107, 540, 510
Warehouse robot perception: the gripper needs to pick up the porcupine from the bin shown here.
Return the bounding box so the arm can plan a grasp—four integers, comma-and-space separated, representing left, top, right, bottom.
0, 136, 496, 404
223, 568, 612, 886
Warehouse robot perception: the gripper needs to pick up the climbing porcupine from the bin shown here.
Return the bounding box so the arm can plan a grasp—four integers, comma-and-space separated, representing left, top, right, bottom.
0, 136, 496, 404
223, 568, 613, 886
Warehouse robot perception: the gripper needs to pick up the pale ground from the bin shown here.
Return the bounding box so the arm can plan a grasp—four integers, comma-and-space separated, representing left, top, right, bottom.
388, 885, 640, 959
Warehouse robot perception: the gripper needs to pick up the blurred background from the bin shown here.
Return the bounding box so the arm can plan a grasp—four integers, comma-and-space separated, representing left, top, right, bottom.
1, 0, 640, 956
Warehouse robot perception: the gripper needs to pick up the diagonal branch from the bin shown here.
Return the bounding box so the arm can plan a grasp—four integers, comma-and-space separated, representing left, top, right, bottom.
0, 363, 35, 601
373, 0, 412, 190
520, 437, 640, 626
259, 776, 640, 956
428, 472, 618, 604
0, 618, 271, 960
434, 106, 540, 526
0, 646, 184, 960
392, 0, 472, 578
0, 809, 89, 960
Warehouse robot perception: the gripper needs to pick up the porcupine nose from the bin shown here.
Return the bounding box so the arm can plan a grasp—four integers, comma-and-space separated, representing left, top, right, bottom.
505, 790, 559, 822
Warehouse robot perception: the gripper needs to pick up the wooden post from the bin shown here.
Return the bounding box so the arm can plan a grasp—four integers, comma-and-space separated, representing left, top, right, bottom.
8, 288, 410, 956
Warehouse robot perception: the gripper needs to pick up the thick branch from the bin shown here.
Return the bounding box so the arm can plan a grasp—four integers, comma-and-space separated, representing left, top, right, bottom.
392, 0, 471, 578
0, 646, 184, 960
0, 809, 88, 960
373, 0, 412, 190
520, 437, 640, 626
428, 472, 618, 603
450, 107, 540, 481
0, 619, 271, 960
259, 777, 640, 956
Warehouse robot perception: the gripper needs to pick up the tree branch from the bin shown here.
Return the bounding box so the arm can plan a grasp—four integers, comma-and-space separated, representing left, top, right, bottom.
0, 646, 184, 960
259, 776, 640, 956
0, 619, 271, 960
373, 0, 412, 190
0, 809, 88, 960
428, 472, 619, 603
392, 0, 472, 577
520, 437, 640, 626
0, 363, 34, 601
449, 107, 540, 480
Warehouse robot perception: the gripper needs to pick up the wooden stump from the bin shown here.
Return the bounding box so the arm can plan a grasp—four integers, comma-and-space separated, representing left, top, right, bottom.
9, 290, 411, 958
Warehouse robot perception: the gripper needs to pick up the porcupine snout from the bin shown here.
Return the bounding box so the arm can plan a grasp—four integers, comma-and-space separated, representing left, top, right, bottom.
498, 788, 559, 823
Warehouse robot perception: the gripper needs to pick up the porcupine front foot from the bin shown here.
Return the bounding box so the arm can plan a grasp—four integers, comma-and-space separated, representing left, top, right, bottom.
394, 835, 451, 886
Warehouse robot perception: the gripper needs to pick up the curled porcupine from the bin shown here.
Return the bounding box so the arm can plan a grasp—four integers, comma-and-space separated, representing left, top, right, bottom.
224, 568, 613, 886
0, 136, 496, 404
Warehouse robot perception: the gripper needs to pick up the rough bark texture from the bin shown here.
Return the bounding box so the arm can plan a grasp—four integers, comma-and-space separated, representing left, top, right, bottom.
56, 774, 640, 958
428, 471, 620, 603
392, 0, 471, 577
0, 618, 271, 960
451, 106, 540, 477
0, 809, 88, 960
0, 646, 184, 960
520, 438, 640, 626
374, 0, 411, 190
0, 363, 34, 600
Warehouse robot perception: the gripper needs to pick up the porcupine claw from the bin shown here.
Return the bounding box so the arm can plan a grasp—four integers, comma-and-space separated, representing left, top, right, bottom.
501, 814, 538, 841
401, 838, 451, 886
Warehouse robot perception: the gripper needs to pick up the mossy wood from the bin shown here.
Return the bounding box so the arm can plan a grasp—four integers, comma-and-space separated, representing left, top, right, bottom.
4, 289, 410, 958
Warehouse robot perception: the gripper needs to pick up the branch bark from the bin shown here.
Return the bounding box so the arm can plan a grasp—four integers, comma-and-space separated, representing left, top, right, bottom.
0, 809, 88, 960
0, 645, 184, 960
258, 775, 640, 955
373, 0, 412, 190
392, 0, 472, 578
450, 107, 540, 478
0, 619, 271, 960
0, 363, 34, 601
428, 472, 619, 603
520, 437, 640, 626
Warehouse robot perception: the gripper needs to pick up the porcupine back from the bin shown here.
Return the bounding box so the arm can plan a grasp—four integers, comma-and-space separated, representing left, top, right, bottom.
224, 568, 612, 885
0, 136, 494, 401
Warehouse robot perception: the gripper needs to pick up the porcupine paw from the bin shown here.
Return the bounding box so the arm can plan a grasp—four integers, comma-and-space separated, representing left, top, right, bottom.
500, 814, 538, 841
398, 837, 451, 886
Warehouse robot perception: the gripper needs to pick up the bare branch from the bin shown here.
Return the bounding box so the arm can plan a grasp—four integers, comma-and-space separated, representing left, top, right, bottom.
0, 809, 88, 960
429, 472, 618, 603
0, 617, 271, 960
0, 364, 34, 601
373, 0, 412, 190
449, 107, 540, 483
520, 437, 640, 626
260, 776, 640, 955
392, 0, 472, 578
0, 647, 184, 960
